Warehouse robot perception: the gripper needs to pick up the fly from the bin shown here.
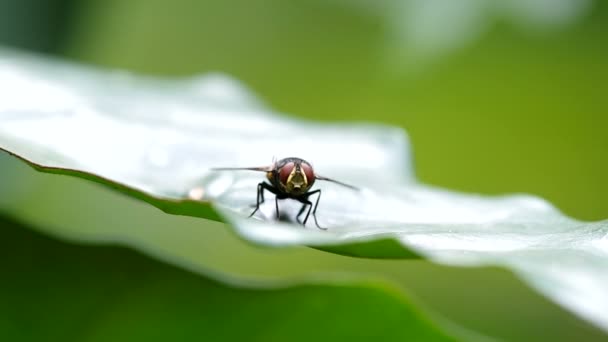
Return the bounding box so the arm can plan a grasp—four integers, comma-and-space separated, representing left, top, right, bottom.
212, 157, 358, 229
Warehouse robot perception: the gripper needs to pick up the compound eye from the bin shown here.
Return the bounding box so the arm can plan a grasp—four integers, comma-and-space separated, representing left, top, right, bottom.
300, 162, 315, 185
279, 162, 295, 186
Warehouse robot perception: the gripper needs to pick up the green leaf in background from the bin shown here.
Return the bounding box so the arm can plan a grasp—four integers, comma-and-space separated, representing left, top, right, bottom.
0, 214, 459, 342
1, 48, 607, 338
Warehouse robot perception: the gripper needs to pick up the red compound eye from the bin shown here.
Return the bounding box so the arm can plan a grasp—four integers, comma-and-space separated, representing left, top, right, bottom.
300, 162, 315, 186
279, 162, 295, 185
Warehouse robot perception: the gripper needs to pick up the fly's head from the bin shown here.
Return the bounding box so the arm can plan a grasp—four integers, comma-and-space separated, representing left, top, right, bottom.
270, 158, 315, 196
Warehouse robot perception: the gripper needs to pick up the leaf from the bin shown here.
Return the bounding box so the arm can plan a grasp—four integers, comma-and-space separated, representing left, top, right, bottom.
0, 214, 460, 342
5, 159, 605, 341
0, 48, 607, 335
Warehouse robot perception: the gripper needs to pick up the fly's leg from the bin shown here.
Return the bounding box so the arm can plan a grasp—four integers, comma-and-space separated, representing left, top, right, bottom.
299, 189, 326, 230
296, 202, 309, 224
310, 189, 325, 230
275, 195, 280, 219
249, 182, 277, 218
249, 183, 264, 218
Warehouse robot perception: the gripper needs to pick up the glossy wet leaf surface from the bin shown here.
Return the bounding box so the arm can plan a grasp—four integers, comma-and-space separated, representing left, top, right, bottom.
0, 48, 607, 334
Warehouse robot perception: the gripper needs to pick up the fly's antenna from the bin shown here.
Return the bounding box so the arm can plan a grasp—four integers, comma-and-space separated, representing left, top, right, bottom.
316, 175, 359, 191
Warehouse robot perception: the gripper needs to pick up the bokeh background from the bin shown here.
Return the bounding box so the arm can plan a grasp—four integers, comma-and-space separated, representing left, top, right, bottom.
1, 0, 607, 341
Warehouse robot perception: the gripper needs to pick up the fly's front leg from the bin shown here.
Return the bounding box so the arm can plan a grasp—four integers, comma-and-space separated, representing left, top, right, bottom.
249, 182, 277, 218
309, 189, 325, 230
296, 202, 309, 224
298, 189, 325, 230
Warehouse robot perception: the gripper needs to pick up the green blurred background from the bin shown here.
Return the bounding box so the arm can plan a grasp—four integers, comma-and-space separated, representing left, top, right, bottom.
1, 0, 607, 341
3, 0, 607, 221
64, 0, 608, 220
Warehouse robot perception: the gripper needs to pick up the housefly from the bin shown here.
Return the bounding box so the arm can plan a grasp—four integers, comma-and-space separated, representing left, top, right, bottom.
212, 157, 358, 229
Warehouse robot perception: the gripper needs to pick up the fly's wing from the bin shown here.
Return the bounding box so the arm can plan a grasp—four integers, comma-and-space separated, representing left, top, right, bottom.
211, 165, 274, 172
316, 175, 359, 191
